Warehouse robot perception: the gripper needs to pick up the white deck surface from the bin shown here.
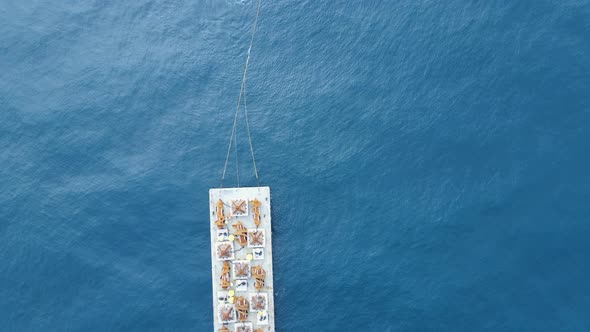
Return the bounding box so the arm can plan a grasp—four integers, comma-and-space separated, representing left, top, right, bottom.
209, 186, 275, 332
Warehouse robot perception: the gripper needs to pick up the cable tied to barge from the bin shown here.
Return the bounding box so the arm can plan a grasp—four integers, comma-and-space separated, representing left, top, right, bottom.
221, 0, 262, 188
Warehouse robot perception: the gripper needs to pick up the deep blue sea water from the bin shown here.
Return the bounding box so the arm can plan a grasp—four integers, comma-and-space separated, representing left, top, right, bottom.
2, 1, 590, 331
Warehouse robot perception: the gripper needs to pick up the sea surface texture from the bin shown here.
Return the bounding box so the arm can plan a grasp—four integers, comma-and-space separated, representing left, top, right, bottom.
1, 1, 590, 331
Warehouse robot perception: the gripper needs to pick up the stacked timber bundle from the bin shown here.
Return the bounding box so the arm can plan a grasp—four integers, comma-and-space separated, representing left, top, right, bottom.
235, 296, 250, 321
232, 221, 248, 246
250, 265, 266, 290
250, 198, 262, 227
215, 199, 226, 228
220, 261, 230, 289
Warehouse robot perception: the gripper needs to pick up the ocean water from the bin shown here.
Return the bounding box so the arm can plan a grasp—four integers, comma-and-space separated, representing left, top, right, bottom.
1, 0, 590, 331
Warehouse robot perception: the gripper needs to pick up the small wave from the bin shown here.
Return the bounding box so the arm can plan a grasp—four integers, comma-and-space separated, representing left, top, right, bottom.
225, 0, 251, 6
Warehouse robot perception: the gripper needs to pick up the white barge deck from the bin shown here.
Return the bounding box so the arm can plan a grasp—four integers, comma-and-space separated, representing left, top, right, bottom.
209, 186, 275, 332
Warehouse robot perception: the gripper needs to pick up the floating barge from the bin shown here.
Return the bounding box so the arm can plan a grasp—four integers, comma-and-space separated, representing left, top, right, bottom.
209, 186, 275, 332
